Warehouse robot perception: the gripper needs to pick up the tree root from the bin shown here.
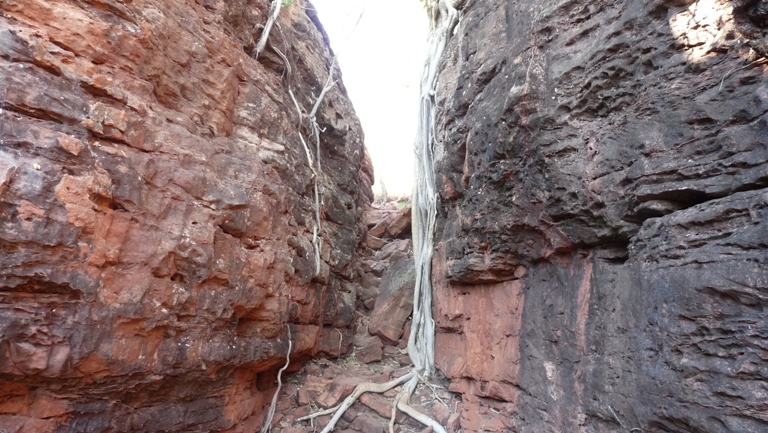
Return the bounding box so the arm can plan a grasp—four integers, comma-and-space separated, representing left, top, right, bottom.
388, 385, 402, 433
320, 372, 414, 433
269, 2, 459, 432
295, 371, 447, 433
293, 2, 463, 432
296, 404, 340, 422
396, 375, 447, 433
254, 0, 283, 59
260, 326, 293, 433
271, 4, 364, 278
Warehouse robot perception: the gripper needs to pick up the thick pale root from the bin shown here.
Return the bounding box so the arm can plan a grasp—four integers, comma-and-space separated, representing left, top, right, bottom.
254, 0, 282, 59
260, 326, 292, 433
281, 2, 463, 432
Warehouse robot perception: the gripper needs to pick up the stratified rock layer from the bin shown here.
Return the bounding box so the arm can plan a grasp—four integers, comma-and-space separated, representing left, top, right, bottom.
431, 0, 768, 432
0, 0, 372, 431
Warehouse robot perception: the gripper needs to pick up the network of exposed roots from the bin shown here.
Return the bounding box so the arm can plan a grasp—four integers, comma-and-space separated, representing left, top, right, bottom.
256, 1, 463, 432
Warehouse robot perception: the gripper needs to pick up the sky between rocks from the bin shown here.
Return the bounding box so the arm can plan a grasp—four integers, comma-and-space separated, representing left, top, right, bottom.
311, 0, 428, 197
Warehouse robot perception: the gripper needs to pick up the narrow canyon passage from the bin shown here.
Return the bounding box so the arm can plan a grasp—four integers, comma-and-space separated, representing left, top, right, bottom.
2, 0, 768, 433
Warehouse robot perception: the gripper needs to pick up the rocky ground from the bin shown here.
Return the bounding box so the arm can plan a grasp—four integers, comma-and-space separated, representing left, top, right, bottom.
261, 199, 463, 433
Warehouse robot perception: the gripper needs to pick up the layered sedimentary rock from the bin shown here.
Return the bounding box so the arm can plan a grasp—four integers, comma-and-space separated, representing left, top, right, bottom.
0, 0, 372, 431
431, 0, 768, 431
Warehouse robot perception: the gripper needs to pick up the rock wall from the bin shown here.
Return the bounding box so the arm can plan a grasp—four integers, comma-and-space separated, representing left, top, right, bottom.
0, 0, 372, 431
431, 0, 768, 431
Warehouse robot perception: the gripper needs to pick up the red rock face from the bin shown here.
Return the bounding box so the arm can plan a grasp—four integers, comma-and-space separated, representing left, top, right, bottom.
431, 0, 768, 432
0, 0, 371, 431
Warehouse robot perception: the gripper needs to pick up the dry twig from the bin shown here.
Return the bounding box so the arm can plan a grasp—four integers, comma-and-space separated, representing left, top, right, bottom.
718, 57, 768, 91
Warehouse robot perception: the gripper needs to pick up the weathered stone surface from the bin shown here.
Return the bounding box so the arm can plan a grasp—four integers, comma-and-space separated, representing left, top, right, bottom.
431, 0, 768, 431
365, 234, 387, 250
627, 190, 768, 433
315, 327, 355, 359
358, 393, 392, 419
354, 334, 383, 364
367, 214, 396, 239
367, 254, 415, 344
374, 238, 412, 262
0, 0, 371, 431
433, 246, 524, 404
349, 412, 387, 433
435, 0, 768, 283
366, 205, 412, 239
384, 205, 412, 238
315, 376, 364, 408
430, 402, 451, 426
301, 375, 332, 400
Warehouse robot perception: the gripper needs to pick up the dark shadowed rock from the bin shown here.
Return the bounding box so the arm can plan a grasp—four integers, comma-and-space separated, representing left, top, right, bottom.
429, 0, 768, 431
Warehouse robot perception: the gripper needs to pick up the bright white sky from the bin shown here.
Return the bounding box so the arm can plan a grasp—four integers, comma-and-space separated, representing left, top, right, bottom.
311, 0, 428, 196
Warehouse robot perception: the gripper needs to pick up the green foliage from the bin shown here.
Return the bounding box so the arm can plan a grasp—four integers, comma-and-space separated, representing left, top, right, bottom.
282, 0, 292, 6
396, 197, 411, 209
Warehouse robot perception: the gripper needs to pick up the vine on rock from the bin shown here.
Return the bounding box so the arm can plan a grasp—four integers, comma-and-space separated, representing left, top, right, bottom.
260, 0, 464, 431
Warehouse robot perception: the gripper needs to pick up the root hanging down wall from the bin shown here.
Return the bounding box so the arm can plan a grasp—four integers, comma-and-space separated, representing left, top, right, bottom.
429, 0, 768, 432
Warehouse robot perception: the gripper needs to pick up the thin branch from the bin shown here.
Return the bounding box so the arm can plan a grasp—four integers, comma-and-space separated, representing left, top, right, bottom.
606, 402, 629, 431
603, 398, 644, 433
415, 369, 449, 408
289, 92, 309, 149
336, 328, 343, 360
718, 57, 768, 91
270, 38, 291, 81
288, 87, 322, 276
